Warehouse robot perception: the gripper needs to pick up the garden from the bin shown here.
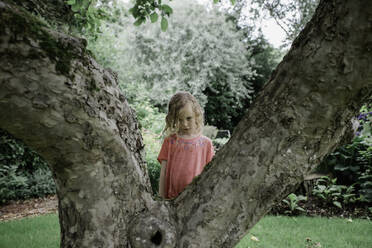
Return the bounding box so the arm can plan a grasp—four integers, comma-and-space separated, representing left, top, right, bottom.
1, 0, 372, 247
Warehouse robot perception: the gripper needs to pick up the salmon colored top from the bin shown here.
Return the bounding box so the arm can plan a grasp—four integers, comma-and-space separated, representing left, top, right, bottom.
158, 134, 214, 199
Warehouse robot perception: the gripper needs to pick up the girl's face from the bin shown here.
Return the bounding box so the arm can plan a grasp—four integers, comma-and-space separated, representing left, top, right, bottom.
177, 102, 198, 136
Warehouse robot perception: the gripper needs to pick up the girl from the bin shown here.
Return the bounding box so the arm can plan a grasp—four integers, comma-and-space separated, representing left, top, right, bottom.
158, 92, 214, 199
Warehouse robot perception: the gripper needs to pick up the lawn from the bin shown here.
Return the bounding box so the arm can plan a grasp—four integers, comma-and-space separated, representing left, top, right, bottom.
0, 214, 371, 248
0, 214, 59, 248
236, 216, 372, 248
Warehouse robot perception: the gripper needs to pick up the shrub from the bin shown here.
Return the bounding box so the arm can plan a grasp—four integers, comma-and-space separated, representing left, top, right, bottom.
0, 129, 55, 204
312, 176, 363, 208
0, 165, 56, 204
28, 168, 56, 198
0, 165, 29, 203
316, 105, 372, 203
129, 99, 165, 195
282, 193, 307, 215
142, 130, 162, 195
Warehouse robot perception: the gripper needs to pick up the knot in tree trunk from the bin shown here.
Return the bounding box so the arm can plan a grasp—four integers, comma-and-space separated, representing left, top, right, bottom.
128, 203, 177, 248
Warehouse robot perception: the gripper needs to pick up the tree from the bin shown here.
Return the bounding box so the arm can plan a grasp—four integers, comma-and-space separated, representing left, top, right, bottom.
91, 1, 259, 131
222, 0, 320, 47
1, 0, 371, 247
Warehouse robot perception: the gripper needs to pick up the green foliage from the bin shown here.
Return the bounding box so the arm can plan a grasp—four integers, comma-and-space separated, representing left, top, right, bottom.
27, 169, 56, 198
86, 0, 280, 192
0, 130, 48, 174
133, 98, 165, 194
0, 129, 55, 204
130, 2, 257, 130
316, 104, 372, 203
142, 131, 162, 194
129, 0, 173, 31
357, 103, 372, 145
89, 1, 281, 131
247, 36, 284, 92
131, 96, 166, 133
281, 193, 307, 215
0, 165, 55, 204
312, 176, 361, 209
0, 165, 28, 203
65, 0, 124, 39
126, 97, 165, 194
318, 138, 372, 203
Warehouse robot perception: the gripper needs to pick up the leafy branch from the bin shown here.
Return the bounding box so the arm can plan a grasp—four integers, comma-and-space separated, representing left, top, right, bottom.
130, 0, 236, 31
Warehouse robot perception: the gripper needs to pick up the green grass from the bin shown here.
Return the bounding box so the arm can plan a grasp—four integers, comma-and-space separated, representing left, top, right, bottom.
236, 215, 372, 248
0, 214, 60, 248
0, 215, 371, 248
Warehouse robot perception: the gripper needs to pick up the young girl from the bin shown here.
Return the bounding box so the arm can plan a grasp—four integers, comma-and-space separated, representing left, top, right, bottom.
157, 92, 215, 199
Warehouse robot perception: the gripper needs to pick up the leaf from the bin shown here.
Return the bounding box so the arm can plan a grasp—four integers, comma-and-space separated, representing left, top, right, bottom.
296, 206, 306, 212
134, 18, 145, 27
298, 195, 307, 201
213, 0, 219, 3
250, 235, 259, 242
150, 12, 159, 23
71, 4, 81, 12
67, 0, 76, 5
288, 193, 297, 202
161, 17, 168, 32
161, 4, 173, 15
82, 0, 90, 9
334, 164, 349, 171
230, 0, 236, 4
333, 201, 342, 208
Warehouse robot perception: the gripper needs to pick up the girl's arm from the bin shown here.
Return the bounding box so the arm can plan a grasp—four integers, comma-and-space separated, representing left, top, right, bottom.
159, 160, 167, 198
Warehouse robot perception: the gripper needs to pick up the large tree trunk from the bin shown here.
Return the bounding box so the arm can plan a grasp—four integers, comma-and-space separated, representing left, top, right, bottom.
1, 0, 371, 247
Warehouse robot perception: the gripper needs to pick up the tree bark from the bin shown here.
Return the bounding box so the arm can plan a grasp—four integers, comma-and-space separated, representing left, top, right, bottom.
0, 0, 371, 248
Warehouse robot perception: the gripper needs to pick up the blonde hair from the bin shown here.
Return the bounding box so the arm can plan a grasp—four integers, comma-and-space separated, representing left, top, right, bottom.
164, 92, 204, 136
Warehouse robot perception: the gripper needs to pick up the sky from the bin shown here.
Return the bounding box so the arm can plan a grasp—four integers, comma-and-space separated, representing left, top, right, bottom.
259, 19, 286, 48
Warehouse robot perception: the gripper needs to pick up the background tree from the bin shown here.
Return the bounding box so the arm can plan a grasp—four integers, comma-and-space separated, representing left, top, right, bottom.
219, 0, 320, 48
90, 1, 281, 131
0, 0, 371, 248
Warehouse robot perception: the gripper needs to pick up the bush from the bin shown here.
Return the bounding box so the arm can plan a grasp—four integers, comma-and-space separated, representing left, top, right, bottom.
0, 165, 55, 204
142, 130, 162, 195
316, 105, 372, 203
28, 168, 56, 198
0, 129, 55, 204
282, 193, 307, 215
312, 176, 357, 208
129, 98, 165, 195
0, 165, 29, 203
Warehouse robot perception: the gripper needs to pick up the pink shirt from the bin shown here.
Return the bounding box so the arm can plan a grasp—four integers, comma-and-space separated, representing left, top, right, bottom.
158, 134, 214, 199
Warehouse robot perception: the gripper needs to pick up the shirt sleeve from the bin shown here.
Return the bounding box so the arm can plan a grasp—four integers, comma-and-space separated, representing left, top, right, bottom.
206, 138, 215, 164
157, 137, 169, 163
